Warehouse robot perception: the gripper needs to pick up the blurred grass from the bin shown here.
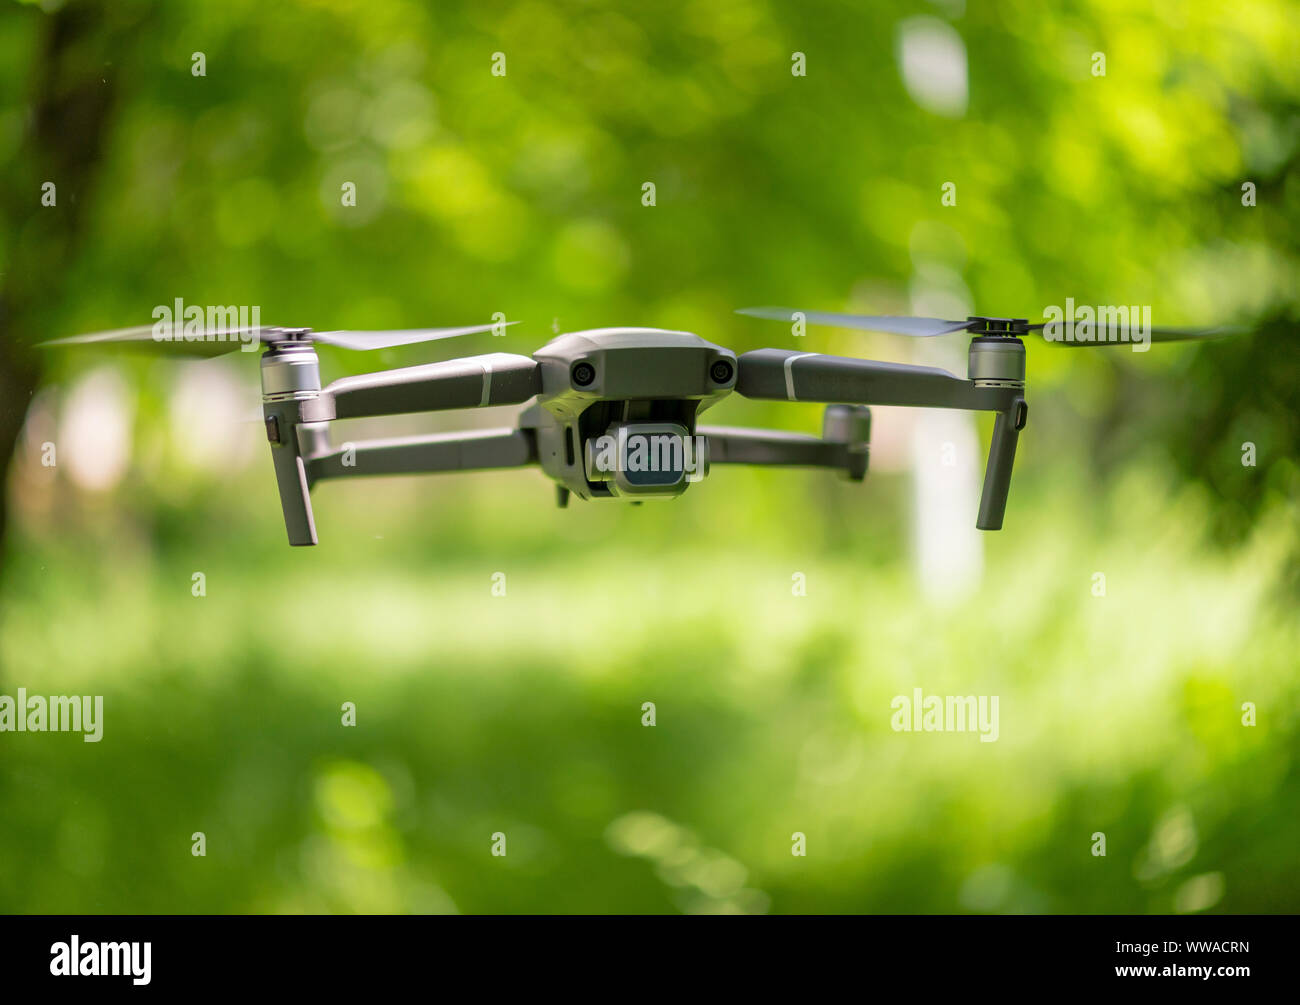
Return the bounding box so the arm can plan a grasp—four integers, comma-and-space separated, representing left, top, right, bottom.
1, 453, 1296, 913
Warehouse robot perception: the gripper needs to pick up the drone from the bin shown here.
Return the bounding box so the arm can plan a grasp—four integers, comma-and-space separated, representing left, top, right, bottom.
43, 309, 1234, 545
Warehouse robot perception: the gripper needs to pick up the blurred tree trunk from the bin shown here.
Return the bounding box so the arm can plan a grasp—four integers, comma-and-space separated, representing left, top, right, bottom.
0, 3, 135, 556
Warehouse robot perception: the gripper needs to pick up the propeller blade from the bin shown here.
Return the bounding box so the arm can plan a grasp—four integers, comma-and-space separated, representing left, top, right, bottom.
310, 321, 516, 351
1028, 323, 1245, 345
39, 324, 273, 357
740, 306, 1247, 346
737, 307, 969, 337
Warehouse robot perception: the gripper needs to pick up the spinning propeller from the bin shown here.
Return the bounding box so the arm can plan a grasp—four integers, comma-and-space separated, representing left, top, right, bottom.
39, 321, 515, 356
736, 307, 1238, 344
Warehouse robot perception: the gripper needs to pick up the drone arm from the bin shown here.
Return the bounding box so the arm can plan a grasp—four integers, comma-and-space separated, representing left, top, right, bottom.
735, 348, 1005, 410
305, 427, 536, 482
325, 353, 541, 420
263, 352, 539, 546
700, 406, 870, 479
701, 426, 843, 465
736, 349, 1026, 529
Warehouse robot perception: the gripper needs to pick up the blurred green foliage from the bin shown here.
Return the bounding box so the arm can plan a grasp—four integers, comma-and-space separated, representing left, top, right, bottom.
0, 0, 1296, 913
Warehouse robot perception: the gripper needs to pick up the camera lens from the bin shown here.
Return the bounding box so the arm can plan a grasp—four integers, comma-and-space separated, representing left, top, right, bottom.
571, 362, 596, 387
709, 359, 734, 384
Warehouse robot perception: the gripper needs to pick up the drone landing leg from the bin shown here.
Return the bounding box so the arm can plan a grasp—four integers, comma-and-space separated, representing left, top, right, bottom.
264, 412, 318, 546
976, 399, 1026, 531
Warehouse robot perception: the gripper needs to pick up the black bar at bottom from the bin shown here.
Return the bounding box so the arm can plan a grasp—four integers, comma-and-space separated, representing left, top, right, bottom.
0, 913, 1280, 991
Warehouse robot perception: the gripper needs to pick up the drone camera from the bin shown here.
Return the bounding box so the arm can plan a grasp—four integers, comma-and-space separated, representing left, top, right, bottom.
583, 421, 707, 498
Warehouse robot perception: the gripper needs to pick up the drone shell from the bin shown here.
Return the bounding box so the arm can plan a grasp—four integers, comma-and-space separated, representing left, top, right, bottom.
526, 327, 736, 500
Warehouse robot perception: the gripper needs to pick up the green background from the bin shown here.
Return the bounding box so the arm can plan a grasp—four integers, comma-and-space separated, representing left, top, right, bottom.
0, 0, 1297, 913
